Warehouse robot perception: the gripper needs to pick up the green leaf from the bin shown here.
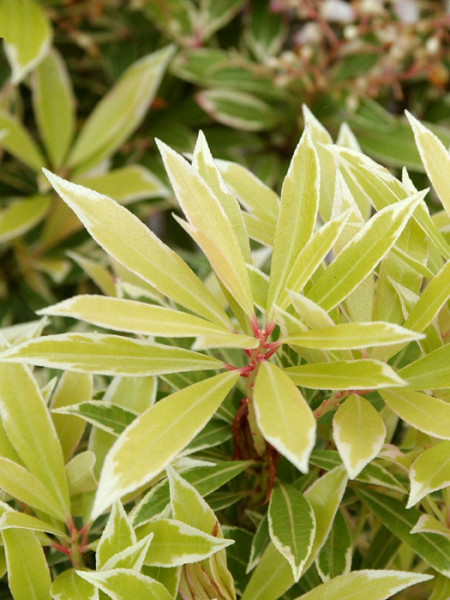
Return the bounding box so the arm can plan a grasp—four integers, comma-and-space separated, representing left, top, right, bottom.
267, 127, 319, 314
92, 371, 238, 518
136, 519, 233, 567
2, 529, 51, 600
316, 510, 352, 581
407, 442, 450, 508
357, 488, 450, 576
0, 511, 65, 537
32, 48, 74, 168
254, 361, 316, 472
143, 0, 195, 43
268, 482, 316, 581
285, 360, 405, 390
200, 0, 246, 40
292, 570, 432, 600
43, 170, 231, 328
283, 322, 422, 350
0, 333, 223, 376
0, 0, 52, 83
380, 388, 450, 440
53, 401, 136, 436
96, 501, 135, 569
77, 569, 172, 600
102, 535, 153, 571
67, 46, 174, 170
158, 139, 254, 316
406, 111, 450, 218
398, 344, 450, 389
0, 361, 69, 519
76, 165, 169, 205
0, 110, 46, 170
0, 196, 51, 243
246, 0, 286, 61
51, 371, 92, 462
430, 575, 450, 600
306, 194, 423, 310
411, 514, 450, 539
50, 569, 97, 600
197, 89, 280, 132
66, 451, 97, 495
104, 375, 156, 414
333, 394, 386, 479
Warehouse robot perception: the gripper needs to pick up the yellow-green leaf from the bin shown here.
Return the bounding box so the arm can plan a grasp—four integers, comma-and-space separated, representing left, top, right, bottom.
398, 344, 450, 389
0, 196, 51, 243
0, 110, 46, 171
77, 569, 172, 600
50, 569, 97, 600
407, 442, 450, 508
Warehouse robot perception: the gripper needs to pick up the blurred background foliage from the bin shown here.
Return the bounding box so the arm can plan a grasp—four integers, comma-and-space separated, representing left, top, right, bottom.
0, 0, 449, 324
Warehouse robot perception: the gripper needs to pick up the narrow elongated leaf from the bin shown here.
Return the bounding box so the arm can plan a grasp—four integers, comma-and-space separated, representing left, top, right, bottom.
333, 394, 386, 479
254, 361, 316, 472
0, 361, 69, 518
96, 501, 135, 569
407, 442, 450, 507
285, 360, 405, 390
67, 47, 174, 170
284, 322, 422, 350
39, 295, 232, 338
92, 371, 238, 518
0, 0, 52, 83
53, 401, 136, 436
32, 49, 74, 167
158, 140, 254, 316
357, 488, 450, 576
104, 375, 156, 413
77, 569, 172, 600
50, 569, 97, 600
0, 511, 64, 537
406, 111, 450, 217
268, 482, 316, 581
307, 194, 422, 310
77, 165, 168, 204
2, 529, 51, 600
381, 388, 450, 440
0, 333, 222, 376
0, 196, 50, 243
102, 534, 153, 571
411, 514, 450, 539
398, 344, 450, 389
267, 128, 319, 314
316, 510, 352, 581
0, 110, 46, 170
136, 519, 233, 567
66, 451, 97, 495
43, 170, 230, 328
293, 570, 432, 600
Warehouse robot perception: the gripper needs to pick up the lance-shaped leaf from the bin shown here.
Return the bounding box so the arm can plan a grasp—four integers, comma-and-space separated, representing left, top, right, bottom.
0, 0, 52, 83
67, 46, 173, 170
333, 394, 386, 479
292, 570, 432, 600
254, 361, 316, 473
398, 344, 450, 389
0, 110, 46, 171
266, 127, 319, 314
104, 375, 156, 413
411, 514, 450, 539
268, 482, 316, 581
193, 130, 251, 262
53, 401, 136, 436
241, 467, 347, 600
96, 501, 135, 569
283, 322, 422, 350
158, 140, 254, 316
0, 196, 50, 244
407, 442, 450, 508
306, 193, 422, 310
0, 361, 69, 518
316, 509, 352, 582
92, 371, 238, 518
0, 333, 222, 376
77, 165, 169, 205
406, 111, 450, 217
38, 295, 233, 339
380, 388, 450, 440
32, 48, 74, 168
51, 569, 97, 600
77, 569, 172, 600
0, 511, 65, 537
2, 529, 51, 600
43, 170, 230, 328
357, 488, 450, 576
285, 360, 405, 390
66, 451, 97, 495
136, 519, 233, 567
102, 534, 153, 571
